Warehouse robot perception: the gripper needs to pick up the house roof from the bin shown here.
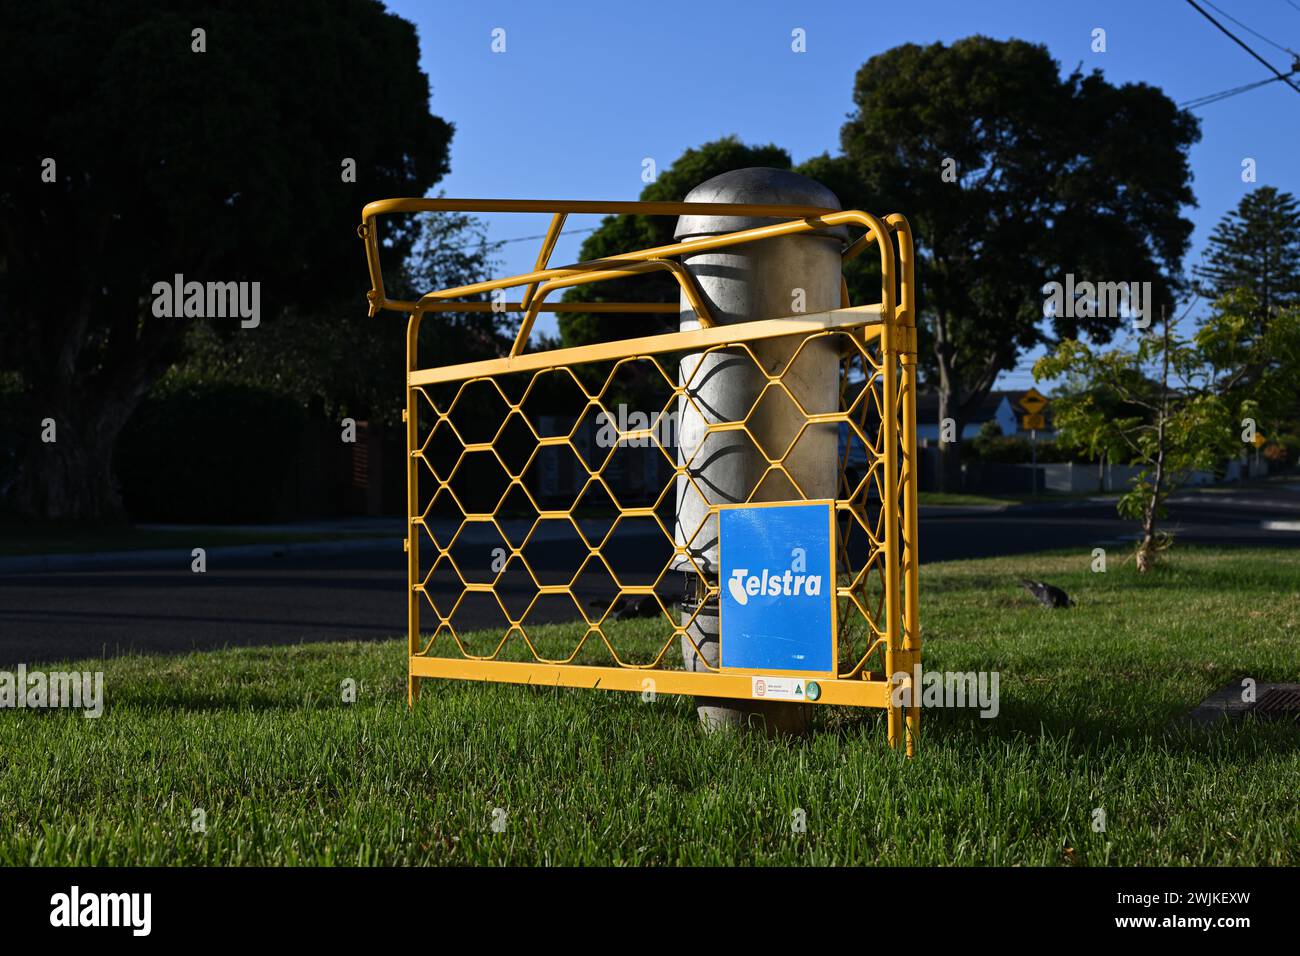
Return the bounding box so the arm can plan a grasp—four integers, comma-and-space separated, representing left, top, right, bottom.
915, 389, 1025, 424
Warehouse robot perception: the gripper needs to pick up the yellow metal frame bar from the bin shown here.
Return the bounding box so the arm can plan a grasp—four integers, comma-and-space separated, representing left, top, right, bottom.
410, 656, 891, 707
366, 197, 919, 750
410, 306, 882, 387
513, 257, 713, 357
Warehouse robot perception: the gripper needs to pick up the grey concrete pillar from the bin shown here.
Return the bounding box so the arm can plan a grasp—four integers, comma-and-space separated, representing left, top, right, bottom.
672, 168, 848, 735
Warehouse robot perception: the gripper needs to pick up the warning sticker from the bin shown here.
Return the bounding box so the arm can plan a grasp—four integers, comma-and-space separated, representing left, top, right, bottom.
751, 676, 806, 701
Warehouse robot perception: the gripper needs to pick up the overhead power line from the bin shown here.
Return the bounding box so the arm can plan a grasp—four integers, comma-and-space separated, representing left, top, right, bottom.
494, 227, 598, 246
1184, 0, 1300, 96
430, 226, 598, 253
1181, 71, 1297, 109
1204, 0, 1298, 56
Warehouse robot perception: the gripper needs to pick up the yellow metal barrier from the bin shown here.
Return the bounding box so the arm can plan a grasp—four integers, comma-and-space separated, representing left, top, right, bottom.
359, 197, 921, 752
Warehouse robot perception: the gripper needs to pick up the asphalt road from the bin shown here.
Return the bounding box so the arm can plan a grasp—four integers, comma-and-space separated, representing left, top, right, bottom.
3, 484, 1299, 665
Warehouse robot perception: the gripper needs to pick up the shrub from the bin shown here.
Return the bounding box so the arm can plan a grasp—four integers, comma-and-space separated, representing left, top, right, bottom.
117, 380, 307, 522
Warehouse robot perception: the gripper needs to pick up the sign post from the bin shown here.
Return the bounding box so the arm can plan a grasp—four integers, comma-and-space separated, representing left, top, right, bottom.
1019, 388, 1049, 496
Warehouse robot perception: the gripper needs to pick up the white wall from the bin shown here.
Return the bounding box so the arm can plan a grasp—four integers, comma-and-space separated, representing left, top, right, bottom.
1035, 462, 1217, 493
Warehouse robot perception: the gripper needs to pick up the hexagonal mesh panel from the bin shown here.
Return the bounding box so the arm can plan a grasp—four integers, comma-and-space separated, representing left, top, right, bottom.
409, 322, 898, 682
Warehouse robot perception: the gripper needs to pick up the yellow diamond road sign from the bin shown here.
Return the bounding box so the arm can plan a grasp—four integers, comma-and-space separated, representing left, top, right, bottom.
1019, 387, 1049, 415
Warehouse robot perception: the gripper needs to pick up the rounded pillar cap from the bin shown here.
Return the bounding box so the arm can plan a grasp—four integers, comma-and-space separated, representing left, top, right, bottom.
674, 167, 850, 243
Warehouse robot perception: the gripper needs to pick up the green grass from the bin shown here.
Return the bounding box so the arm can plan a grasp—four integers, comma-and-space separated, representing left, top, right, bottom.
916, 491, 1012, 507
1, 546, 1297, 865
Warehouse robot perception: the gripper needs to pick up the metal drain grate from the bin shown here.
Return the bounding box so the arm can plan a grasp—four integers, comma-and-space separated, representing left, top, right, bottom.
1251, 688, 1300, 721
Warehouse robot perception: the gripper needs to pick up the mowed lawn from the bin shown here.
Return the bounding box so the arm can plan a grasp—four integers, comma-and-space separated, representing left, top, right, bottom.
1, 546, 1297, 865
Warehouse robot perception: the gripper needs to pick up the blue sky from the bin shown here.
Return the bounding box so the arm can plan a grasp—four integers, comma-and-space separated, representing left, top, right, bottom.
387, 0, 1300, 389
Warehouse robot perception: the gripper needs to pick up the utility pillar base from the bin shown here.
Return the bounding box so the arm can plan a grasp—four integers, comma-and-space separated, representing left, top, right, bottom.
681, 603, 811, 736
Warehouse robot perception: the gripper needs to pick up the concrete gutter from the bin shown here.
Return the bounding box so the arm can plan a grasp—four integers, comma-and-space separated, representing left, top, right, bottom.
0, 516, 664, 575
0, 536, 402, 575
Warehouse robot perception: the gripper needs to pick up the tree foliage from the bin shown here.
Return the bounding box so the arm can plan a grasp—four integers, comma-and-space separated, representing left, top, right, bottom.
0, 0, 452, 518
178, 207, 505, 431
1194, 186, 1300, 325
1193, 187, 1300, 431
839, 36, 1200, 488
558, 136, 793, 349
1036, 294, 1300, 570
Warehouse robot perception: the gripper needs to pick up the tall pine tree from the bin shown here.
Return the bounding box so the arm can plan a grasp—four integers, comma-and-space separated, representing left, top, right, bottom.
1195, 186, 1300, 329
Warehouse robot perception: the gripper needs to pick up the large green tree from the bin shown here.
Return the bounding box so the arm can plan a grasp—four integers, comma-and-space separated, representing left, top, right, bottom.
840, 36, 1200, 489
0, 0, 451, 519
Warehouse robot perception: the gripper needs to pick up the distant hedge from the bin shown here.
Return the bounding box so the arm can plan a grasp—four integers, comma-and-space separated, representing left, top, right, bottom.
117, 380, 308, 522
0, 376, 21, 507
965, 434, 1080, 464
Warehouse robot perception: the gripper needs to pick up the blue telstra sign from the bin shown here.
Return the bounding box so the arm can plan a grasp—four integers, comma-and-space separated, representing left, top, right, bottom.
718, 501, 836, 674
